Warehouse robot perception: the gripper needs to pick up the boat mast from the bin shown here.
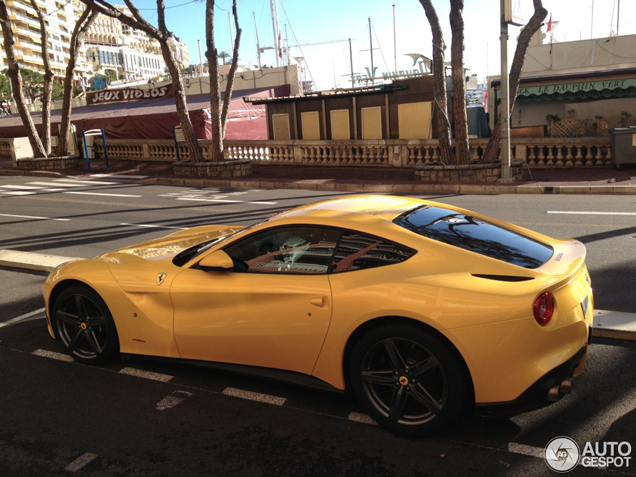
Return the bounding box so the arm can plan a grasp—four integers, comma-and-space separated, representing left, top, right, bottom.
253, 11, 262, 69
270, 0, 281, 67
368, 17, 374, 83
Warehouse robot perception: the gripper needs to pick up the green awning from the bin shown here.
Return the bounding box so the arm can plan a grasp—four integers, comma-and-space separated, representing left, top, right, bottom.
497, 78, 636, 102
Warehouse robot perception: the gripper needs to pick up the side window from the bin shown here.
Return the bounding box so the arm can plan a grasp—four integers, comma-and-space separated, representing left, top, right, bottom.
223, 226, 340, 274
331, 231, 415, 273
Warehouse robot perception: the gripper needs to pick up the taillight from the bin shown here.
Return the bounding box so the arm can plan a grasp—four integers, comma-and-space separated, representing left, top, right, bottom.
533, 292, 555, 326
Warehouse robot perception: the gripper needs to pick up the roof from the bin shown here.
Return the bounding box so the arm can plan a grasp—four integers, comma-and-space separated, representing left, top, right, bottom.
244, 83, 406, 105
276, 195, 423, 222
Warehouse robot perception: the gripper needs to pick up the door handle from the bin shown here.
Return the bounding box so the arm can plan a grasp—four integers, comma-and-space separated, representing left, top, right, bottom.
310, 296, 328, 308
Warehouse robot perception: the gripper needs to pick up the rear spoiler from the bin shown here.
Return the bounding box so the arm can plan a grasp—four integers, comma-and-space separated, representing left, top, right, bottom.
536, 239, 587, 283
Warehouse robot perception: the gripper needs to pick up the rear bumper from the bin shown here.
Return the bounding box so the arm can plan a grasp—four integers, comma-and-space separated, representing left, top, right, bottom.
475, 345, 587, 417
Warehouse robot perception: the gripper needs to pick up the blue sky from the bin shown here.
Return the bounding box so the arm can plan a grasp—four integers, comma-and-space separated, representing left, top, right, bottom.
129, 0, 636, 90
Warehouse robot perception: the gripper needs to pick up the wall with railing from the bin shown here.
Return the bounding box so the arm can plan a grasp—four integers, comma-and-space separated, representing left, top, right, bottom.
2, 136, 611, 169
89, 137, 612, 169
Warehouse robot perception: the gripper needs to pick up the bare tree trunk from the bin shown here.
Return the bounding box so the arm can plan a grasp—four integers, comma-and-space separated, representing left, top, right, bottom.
220, 0, 241, 141
57, 7, 98, 156
206, 0, 223, 162
0, 2, 46, 157
419, 0, 453, 165
31, 0, 53, 155
155, 0, 203, 162
449, 0, 469, 165
482, 0, 547, 163
81, 0, 203, 162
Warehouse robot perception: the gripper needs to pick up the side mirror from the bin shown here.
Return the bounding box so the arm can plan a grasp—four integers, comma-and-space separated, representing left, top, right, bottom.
197, 250, 234, 271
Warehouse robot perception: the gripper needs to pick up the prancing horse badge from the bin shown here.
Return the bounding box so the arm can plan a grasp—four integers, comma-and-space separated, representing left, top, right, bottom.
156, 272, 167, 286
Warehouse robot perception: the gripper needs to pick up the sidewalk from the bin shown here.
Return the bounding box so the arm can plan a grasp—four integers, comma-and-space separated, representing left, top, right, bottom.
1, 157, 636, 194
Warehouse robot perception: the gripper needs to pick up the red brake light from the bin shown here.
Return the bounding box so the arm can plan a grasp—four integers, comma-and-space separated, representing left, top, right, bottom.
533, 292, 555, 326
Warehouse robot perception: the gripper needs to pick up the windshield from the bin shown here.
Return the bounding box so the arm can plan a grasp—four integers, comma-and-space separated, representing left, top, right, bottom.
394, 205, 553, 269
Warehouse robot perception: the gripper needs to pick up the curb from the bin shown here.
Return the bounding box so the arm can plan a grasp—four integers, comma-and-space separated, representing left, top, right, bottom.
2, 169, 636, 195
0, 249, 78, 273
593, 310, 636, 341
2, 249, 635, 341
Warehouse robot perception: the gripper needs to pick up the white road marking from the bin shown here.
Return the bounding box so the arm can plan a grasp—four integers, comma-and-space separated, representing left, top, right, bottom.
0, 213, 70, 221
0, 191, 37, 196
64, 452, 98, 472
27, 181, 85, 188
64, 191, 142, 198
32, 349, 74, 362
156, 390, 193, 411
0, 185, 63, 195
0, 308, 45, 328
119, 222, 186, 230
1, 184, 48, 190
222, 387, 287, 406
119, 367, 173, 382
347, 412, 378, 425
176, 197, 277, 205
548, 211, 636, 216
507, 443, 544, 459
90, 174, 148, 180
54, 178, 117, 185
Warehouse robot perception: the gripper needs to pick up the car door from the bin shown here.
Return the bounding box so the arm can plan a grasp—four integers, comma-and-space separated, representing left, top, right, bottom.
170, 225, 341, 375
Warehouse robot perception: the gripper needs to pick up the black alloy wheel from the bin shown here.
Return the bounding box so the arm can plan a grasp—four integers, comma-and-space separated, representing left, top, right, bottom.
53, 286, 119, 364
349, 324, 469, 437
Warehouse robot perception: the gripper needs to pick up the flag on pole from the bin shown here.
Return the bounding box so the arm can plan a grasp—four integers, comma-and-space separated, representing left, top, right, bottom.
547, 13, 553, 32
278, 30, 283, 59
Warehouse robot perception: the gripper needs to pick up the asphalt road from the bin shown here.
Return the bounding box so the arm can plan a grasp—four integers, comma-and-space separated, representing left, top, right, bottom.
1, 176, 636, 476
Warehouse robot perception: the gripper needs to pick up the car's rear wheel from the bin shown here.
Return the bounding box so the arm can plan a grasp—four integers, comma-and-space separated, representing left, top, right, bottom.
349, 324, 469, 437
52, 286, 119, 365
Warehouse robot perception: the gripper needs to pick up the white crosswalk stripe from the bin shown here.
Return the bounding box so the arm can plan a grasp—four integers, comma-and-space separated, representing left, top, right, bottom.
0, 179, 134, 198
53, 178, 118, 185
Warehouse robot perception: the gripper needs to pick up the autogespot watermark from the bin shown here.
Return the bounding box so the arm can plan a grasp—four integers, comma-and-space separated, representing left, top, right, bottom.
545, 436, 632, 473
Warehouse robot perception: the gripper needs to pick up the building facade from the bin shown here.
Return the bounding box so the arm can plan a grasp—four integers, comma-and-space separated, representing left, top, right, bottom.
489, 32, 636, 136
0, 1, 189, 88
84, 6, 169, 83
0, 0, 91, 81
247, 77, 436, 141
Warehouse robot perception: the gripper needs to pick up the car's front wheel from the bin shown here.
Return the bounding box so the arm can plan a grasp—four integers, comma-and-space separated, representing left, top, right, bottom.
52, 286, 119, 365
349, 324, 470, 437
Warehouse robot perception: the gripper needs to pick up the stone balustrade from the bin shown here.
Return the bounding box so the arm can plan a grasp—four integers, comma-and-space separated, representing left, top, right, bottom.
2, 136, 613, 169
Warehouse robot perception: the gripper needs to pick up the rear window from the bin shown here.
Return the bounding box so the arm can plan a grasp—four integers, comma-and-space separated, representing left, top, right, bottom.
393, 205, 553, 269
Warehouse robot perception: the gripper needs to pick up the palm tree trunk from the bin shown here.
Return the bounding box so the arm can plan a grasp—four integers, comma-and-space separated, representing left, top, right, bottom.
0, 2, 46, 158
450, 0, 469, 165
160, 43, 203, 162
57, 7, 98, 156
482, 0, 547, 163
220, 0, 241, 140
419, 0, 453, 165
206, 0, 223, 162
31, 0, 52, 155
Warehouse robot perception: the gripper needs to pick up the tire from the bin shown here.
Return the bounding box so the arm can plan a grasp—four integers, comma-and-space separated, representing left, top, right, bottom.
348, 324, 470, 437
52, 286, 120, 365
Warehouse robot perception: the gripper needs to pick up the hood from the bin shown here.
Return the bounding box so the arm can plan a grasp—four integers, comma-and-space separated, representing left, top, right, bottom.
96, 225, 244, 263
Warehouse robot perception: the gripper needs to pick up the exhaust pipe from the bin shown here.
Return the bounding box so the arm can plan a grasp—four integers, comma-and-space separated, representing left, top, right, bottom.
560, 378, 572, 395
547, 378, 573, 402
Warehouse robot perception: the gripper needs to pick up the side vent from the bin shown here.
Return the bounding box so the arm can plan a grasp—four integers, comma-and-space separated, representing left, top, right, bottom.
471, 274, 534, 282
